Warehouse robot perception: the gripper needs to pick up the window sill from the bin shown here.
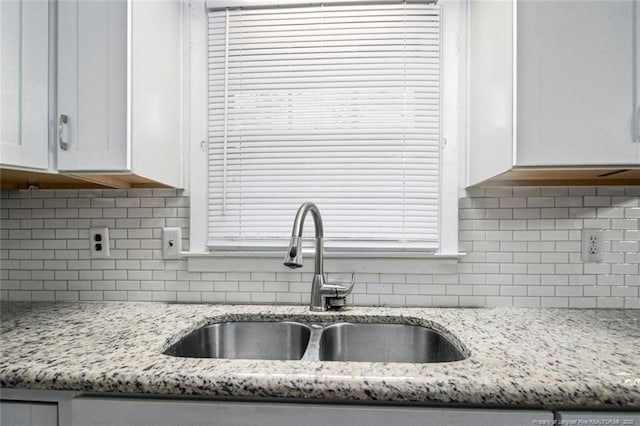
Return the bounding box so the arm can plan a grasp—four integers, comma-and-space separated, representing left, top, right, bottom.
185, 250, 464, 274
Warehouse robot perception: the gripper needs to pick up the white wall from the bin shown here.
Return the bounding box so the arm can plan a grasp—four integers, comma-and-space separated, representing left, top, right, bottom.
0, 186, 638, 308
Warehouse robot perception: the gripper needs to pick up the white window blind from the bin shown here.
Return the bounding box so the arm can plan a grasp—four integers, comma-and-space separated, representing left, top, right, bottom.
207, 2, 441, 251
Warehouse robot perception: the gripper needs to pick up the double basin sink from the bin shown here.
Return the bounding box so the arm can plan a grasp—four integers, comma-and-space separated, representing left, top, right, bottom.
163, 320, 468, 363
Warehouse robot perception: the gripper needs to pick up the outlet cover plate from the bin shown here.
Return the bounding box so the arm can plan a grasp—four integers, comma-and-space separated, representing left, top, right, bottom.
89, 227, 110, 258
163, 227, 182, 259
581, 229, 603, 263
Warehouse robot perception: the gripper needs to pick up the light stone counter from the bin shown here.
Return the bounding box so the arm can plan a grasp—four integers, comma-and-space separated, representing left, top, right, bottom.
0, 302, 638, 408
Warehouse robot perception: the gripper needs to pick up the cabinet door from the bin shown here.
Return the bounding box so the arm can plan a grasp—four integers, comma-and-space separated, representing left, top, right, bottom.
0, 0, 49, 170
57, 0, 128, 172
516, 0, 638, 166
71, 397, 553, 426
0, 401, 57, 426
636, 0, 640, 162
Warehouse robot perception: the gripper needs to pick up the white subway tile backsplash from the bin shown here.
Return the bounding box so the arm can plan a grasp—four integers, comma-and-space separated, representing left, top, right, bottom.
541, 297, 568, 308
141, 281, 164, 291
405, 274, 433, 284
527, 242, 555, 252
528, 286, 554, 297
352, 294, 378, 305
500, 197, 526, 208
31, 291, 54, 301
625, 298, 640, 308
1, 187, 638, 307
367, 283, 393, 294
556, 263, 583, 275
471, 198, 499, 209
381, 294, 407, 305
416, 284, 445, 295
55, 291, 78, 301
405, 295, 433, 306
555, 197, 583, 207
626, 207, 640, 218
116, 198, 141, 208
213, 281, 238, 292
625, 274, 640, 286
116, 281, 141, 291
239, 281, 264, 292
485, 209, 513, 219
528, 197, 555, 208
140, 198, 166, 208
152, 291, 177, 302
198, 292, 222, 303
470, 264, 498, 274
612, 219, 639, 230
432, 295, 459, 306
541, 275, 568, 286
541, 230, 568, 240
275, 292, 302, 303
104, 291, 128, 301
262, 282, 287, 293
611, 286, 638, 297
459, 209, 484, 219
391, 284, 419, 294
527, 219, 555, 230
584, 263, 611, 274
526, 264, 554, 274
597, 297, 624, 308
379, 274, 406, 284
485, 187, 512, 197
250, 292, 277, 303
556, 286, 582, 297
598, 207, 626, 218
473, 242, 500, 252
180, 292, 200, 302
166, 281, 189, 291
128, 291, 153, 301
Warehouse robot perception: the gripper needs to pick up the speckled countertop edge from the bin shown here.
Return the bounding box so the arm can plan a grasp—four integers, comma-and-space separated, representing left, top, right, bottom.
1, 302, 639, 409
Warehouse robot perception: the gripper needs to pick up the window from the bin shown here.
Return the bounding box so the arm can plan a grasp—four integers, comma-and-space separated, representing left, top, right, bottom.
206, 0, 443, 252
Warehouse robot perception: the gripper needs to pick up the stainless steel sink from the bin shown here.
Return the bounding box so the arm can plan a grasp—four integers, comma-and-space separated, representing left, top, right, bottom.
164, 320, 468, 363
163, 321, 311, 360
318, 323, 467, 363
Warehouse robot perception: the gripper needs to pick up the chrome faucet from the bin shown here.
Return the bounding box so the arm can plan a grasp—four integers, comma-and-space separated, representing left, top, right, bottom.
283, 202, 355, 311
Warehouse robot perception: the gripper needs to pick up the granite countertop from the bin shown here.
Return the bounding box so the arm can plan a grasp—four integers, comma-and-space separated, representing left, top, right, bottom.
0, 302, 639, 408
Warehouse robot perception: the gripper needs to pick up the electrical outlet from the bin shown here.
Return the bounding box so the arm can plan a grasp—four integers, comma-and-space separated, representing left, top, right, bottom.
163, 227, 182, 259
581, 229, 603, 263
89, 227, 110, 258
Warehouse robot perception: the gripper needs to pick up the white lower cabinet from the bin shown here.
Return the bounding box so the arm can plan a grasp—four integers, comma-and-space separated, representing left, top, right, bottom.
0, 389, 75, 426
6, 391, 640, 426
70, 397, 553, 426
557, 411, 640, 424
0, 401, 57, 426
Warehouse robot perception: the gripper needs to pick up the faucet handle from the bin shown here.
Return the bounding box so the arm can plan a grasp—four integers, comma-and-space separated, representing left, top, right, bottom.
323, 273, 355, 298
324, 274, 354, 310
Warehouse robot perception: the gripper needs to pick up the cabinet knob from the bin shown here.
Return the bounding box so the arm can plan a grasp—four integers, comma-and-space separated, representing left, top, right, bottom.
58, 114, 69, 150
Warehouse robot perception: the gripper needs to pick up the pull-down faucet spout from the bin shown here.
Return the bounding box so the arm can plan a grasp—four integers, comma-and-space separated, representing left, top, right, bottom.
283, 202, 323, 273
283, 202, 354, 311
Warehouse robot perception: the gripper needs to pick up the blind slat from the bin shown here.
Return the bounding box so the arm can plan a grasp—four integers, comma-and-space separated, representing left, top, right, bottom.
208, 3, 441, 247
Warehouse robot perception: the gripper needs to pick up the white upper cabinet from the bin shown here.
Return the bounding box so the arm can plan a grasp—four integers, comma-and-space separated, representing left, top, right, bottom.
468, 0, 640, 185
0, 0, 50, 170
56, 0, 182, 187
57, 0, 128, 172
516, 0, 638, 166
